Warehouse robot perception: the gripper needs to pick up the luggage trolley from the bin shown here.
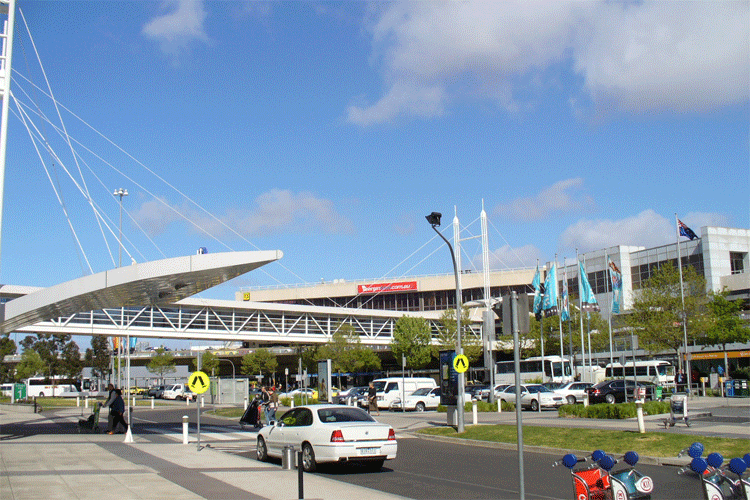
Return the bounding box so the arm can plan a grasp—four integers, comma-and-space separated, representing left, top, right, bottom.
663, 394, 690, 428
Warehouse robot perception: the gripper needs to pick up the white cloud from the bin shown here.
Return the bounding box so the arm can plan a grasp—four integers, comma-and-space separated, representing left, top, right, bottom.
132, 190, 354, 238
142, 0, 210, 55
494, 178, 594, 221
348, 1, 749, 124
486, 243, 544, 270
558, 209, 729, 252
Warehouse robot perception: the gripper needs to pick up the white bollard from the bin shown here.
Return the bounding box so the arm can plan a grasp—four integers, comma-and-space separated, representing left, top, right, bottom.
636, 400, 646, 434
472, 401, 478, 425
291, 399, 295, 409
150, 397, 154, 409
186, 397, 190, 407
584, 394, 589, 408
85, 397, 89, 409
537, 392, 542, 412
132, 396, 136, 407
76, 396, 80, 407
182, 415, 189, 445
244, 397, 248, 410
201, 396, 204, 408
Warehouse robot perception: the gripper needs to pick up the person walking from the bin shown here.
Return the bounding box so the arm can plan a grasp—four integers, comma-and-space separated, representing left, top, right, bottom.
368, 382, 379, 416
108, 388, 128, 435
269, 386, 279, 423
102, 383, 116, 433
260, 386, 272, 425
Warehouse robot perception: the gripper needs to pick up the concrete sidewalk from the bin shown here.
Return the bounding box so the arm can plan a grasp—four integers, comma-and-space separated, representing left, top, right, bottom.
0, 410, 409, 500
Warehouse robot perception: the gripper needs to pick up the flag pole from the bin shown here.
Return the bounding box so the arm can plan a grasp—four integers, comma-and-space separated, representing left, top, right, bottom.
556, 254, 564, 365
675, 213, 691, 394
539, 261, 545, 383
607, 254, 614, 370
577, 249, 586, 381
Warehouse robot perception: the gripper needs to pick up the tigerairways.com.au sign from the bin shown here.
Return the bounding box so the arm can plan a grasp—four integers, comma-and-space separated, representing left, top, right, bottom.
357, 281, 418, 294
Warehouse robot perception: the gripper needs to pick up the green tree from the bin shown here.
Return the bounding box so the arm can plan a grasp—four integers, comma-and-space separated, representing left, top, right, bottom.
390, 316, 432, 369
146, 348, 176, 383
626, 262, 710, 369
241, 348, 278, 380
0, 335, 17, 382
434, 307, 481, 362
16, 349, 45, 380
703, 290, 750, 373
19, 334, 80, 381
84, 336, 111, 382
192, 350, 220, 375
60, 341, 83, 380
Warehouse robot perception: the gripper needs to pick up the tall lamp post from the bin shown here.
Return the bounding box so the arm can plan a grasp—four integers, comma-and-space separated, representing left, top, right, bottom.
426, 212, 465, 433
113, 187, 132, 441
113, 188, 128, 389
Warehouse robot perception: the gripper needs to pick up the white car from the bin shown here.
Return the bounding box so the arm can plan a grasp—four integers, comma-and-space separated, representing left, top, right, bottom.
553, 382, 593, 405
255, 404, 397, 472
391, 387, 441, 412
497, 384, 565, 410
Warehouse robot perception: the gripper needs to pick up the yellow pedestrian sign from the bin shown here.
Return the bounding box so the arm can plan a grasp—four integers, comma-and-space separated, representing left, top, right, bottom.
188, 371, 210, 394
453, 354, 469, 373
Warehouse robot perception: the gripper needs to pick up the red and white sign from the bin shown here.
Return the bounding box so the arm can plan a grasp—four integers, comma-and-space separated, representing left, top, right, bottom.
357, 281, 417, 294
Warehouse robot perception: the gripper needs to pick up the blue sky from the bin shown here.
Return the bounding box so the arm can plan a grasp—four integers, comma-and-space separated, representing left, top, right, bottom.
2, 0, 748, 313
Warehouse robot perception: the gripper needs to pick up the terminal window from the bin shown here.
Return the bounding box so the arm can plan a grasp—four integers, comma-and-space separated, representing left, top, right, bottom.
730, 252, 746, 274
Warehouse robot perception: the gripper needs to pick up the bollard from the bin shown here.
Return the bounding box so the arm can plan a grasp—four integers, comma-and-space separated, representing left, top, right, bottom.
76, 396, 80, 407
291, 399, 295, 409
472, 401, 478, 425
244, 397, 248, 410
636, 400, 646, 434
182, 415, 189, 445
297, 450, 304, 500
537, 392, 542, 412
151, 397, 154, 409
186, 397, 190, 407
701, 378, 706, 397
85, 396, 89, 409
497, 397, 502, 413
132, 396, 136, 407
584, 394, 589, 408
201, 396, 204, 408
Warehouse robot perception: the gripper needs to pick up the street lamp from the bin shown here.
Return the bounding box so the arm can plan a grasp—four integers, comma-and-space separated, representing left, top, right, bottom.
113, 188, 128, 267
426, 212, 465, 433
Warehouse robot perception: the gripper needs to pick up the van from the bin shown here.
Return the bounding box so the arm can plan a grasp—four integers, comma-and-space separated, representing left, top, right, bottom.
162, 384, 185, 400
371, 377, 437, 410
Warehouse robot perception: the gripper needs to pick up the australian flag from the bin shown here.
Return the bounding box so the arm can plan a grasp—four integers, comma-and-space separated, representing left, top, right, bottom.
678, 219, 698, 240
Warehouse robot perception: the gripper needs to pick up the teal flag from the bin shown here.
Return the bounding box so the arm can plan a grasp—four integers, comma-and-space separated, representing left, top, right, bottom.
578, 261, 600, 313
532, 265, 543, 320
561, 265, 570, 321
542, 264, 558, 317
608, 257, 622, 314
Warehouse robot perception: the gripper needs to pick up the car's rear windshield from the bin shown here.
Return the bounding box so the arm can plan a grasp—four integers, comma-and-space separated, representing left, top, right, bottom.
317, 407, 375, 423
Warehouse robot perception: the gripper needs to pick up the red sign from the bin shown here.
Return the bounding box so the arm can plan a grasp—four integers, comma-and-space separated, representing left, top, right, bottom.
357, 281, 417, 294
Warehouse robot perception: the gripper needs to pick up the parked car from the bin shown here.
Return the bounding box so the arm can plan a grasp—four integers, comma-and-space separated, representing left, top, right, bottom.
147, 385, 166, 398
180, 388, 196, 402
585, 379, 653, 404
372, 377, 436, 410
496, 384, 565, 410
390, 387, 441, 412
467, 384, 489, 400
332, 386, 369, 405
256, 404, 397, 472
553, 382, 593, 405
283, 388, 318, 400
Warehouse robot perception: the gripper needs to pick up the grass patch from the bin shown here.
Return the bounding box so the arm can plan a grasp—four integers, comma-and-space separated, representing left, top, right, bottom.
211, 407, 246, 418
418, 425, 749, 458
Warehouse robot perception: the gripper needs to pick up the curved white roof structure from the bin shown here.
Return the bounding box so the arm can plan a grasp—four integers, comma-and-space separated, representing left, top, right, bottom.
0, 250, 282, 334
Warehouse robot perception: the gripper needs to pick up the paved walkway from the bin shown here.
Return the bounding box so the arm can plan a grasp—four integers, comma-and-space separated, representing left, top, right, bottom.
1, 396, 747, 499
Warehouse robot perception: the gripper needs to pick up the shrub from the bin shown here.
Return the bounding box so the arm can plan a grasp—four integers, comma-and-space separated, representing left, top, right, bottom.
558, 401, 670, 419
438, 400, 515, 413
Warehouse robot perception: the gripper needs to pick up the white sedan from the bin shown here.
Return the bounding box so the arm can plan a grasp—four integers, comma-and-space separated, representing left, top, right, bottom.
255, 404, 397, 472
391, 387, 441, 411
553, 382, 593, 404
497, 384, 565, 410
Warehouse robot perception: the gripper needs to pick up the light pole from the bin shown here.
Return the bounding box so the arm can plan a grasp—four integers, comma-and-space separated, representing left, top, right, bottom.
426, 212, 465, 433
113, 188, 128, 438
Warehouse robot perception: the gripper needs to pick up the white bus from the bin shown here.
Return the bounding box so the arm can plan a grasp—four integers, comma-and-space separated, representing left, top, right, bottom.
496, 356, 574, 384
24, 376, 80, 398
604, 360, 675, 388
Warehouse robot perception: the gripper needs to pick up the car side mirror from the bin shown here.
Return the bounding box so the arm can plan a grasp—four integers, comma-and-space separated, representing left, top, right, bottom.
274, 420, 283, 427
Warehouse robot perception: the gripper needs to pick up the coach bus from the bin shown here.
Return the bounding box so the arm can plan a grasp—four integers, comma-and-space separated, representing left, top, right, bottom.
604, 360, 675, 388
496, 355, 574, 384
24, 376, 81, 397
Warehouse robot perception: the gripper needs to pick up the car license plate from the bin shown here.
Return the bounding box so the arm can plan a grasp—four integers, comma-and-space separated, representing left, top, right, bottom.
358, 447, 379, 456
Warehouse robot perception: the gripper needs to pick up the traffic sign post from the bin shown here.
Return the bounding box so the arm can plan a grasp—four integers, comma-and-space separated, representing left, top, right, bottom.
188, 371, 210, 451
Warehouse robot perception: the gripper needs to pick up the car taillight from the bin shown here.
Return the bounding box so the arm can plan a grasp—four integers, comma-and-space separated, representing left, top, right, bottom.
388, 428, 396, 441
330, 430, 345, 442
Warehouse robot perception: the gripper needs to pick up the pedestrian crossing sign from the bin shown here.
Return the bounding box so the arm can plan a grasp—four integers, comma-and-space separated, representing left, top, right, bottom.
453, 354, 469, 373
188, 371, 210, 394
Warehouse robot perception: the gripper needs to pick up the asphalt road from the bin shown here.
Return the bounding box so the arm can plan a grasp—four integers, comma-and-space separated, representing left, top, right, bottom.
130, 405, 708, 500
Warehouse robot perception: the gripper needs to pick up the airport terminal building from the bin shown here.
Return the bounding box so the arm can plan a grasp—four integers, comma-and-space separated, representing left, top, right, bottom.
238, 226, 749, 320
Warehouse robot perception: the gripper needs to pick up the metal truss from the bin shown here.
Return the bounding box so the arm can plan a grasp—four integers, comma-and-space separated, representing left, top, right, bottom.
14, 299, 482, 346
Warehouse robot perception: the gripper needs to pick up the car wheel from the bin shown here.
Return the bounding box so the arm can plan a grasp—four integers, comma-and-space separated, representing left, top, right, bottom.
302, 442, 317, 472
566, 395, 576, 405
256, 436, 268, 462
530, 399, 539, 412
39, 392, 45, 398
605, 393, 616, 404
415, 402, 426, 412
